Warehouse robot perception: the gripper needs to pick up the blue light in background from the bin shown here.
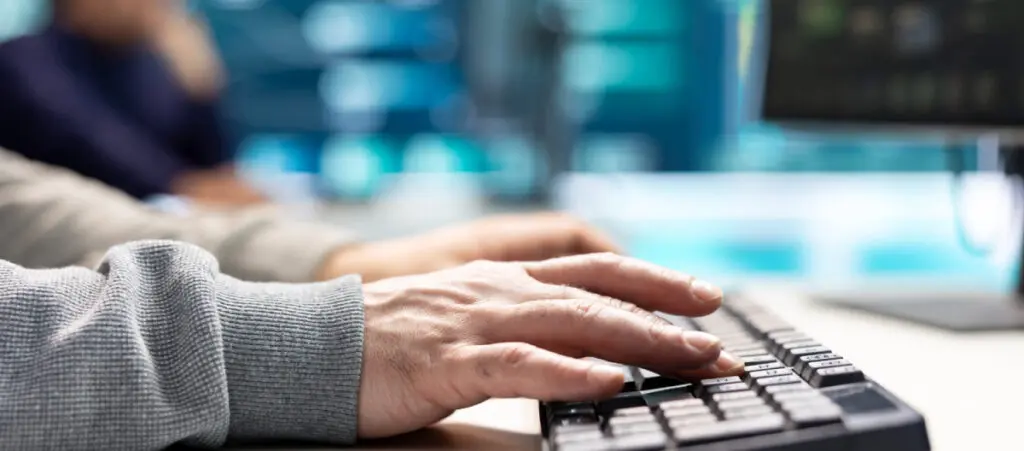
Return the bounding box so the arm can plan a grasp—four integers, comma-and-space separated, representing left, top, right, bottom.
574, 135, 656, 172
557, 0, 685, 37
320, 135, 398, 198
403, 134, 484, 173
319, 61, 458, 113
484, 137, 544, 198
0, 0, 47, 40
237, 134, 318, 174
563, 41, 683, 93
302, 1, 456, 54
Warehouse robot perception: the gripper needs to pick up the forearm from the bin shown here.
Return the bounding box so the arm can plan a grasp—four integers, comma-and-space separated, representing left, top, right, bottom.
0, 241, 365, 450
0, 149, 355, 282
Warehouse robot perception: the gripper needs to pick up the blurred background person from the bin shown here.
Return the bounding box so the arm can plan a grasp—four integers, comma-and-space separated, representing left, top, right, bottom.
0, 0, 264, 207
0, 146, 619, 283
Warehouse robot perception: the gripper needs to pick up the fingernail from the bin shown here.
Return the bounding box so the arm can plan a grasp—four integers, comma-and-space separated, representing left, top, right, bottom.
710, 352, 744, 373
684, 331, 721, 353
690, 279, 723, 303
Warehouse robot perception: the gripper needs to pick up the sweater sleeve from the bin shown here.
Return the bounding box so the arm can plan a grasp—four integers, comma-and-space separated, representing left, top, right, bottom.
0, 240, 365, 450
0, 148, 356, 283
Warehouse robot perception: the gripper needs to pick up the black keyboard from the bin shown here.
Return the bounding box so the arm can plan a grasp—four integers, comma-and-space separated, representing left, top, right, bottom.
539, 294, 930, 451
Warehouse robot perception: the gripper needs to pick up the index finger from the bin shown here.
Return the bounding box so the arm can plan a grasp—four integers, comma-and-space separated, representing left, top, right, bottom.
522, 253, 722, 317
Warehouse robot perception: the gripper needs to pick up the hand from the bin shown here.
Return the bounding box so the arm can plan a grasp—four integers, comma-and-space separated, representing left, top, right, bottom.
357, 253, 743, 439
318, 213, 620, 281
149, 12, 225, 100
171, 168, 267, 207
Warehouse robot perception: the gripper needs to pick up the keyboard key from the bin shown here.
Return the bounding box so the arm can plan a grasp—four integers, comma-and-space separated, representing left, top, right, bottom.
667, 414, 717, 428
750, 323, 793, 336
700, 376, 743, 386
673, 423, 734, 445
608, 415, 657, 427
661, 405, 712, 418
753, 374, 804, 393
703, 383, 750, 397
770, 390, 830, 405
589, 359, 636, 392
742, 354, 778, 365
767, 330, 807, 340
642, 385, 695, 407
614, 406, 653, 416
553, 423, 602, 437
674, 414, 786, 445
723, 342, 764, 351
712, 391, 759, 403
800, 359, 851, 379
794, 353, 842, 374
784, 346, 831, 365
597, 392, 646, 414
553, 427, 604, 445
558, 439, 614, 451
779, 397, 837, 413
716, 397, 767, 411
631, 368, 686, 391
764, 382, 814, 395
733, 347, 771, 357
748, 368, 794, 379
810, 365, 866, 388
745, 361, 785, 372
659, 398, 706, 410
787, 403, 844, 427
550, 403, 596, 419
554, 415, 598, 426
658, 314, 697, 330
609, 422, 664, 437
778, 340, 821, 353
723, 414, 787, 436
610, 432, 669, 450
722, 405, 776, 419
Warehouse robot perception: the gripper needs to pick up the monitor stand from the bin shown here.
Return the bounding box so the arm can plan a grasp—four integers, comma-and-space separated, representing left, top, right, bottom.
816, 292, 1024, 332
817, 144, 1024, 332
819, 212, 1024, 330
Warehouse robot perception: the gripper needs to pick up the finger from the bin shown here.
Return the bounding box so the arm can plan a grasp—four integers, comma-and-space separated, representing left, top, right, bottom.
542, 284, 669, 326
566, 224, 622, 255
652, 352, 746, 381
455, 343, 624, 402
487, 300, 722, 370
523, 253, 722, 316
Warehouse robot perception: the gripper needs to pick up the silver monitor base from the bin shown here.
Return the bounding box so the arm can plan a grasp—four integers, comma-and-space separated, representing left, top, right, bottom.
817, 294, 1024, 332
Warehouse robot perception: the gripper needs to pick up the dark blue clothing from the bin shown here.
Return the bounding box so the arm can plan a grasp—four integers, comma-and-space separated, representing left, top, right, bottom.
0, 26, 236, 199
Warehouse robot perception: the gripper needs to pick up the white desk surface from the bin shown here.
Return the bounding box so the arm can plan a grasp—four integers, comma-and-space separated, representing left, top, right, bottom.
321, 287, 1023, 451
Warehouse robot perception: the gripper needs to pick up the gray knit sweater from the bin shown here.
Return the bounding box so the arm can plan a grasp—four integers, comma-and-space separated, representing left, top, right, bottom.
0, 240, 366, 450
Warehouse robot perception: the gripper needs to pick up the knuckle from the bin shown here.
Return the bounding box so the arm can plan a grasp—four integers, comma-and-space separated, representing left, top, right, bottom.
497, 344, 533, 369
571, 300, 605, 323
646, 320, 668, 344
610, 298, 647, 317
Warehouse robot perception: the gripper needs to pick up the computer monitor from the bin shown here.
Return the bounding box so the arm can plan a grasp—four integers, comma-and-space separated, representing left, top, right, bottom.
760, 0, 1024, 331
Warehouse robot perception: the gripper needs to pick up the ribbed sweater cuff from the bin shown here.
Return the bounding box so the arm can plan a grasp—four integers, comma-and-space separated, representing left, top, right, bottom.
215, 274, 365, 444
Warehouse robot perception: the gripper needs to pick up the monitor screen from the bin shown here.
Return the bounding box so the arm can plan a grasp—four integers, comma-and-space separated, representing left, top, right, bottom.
762, 0, 1024, 128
